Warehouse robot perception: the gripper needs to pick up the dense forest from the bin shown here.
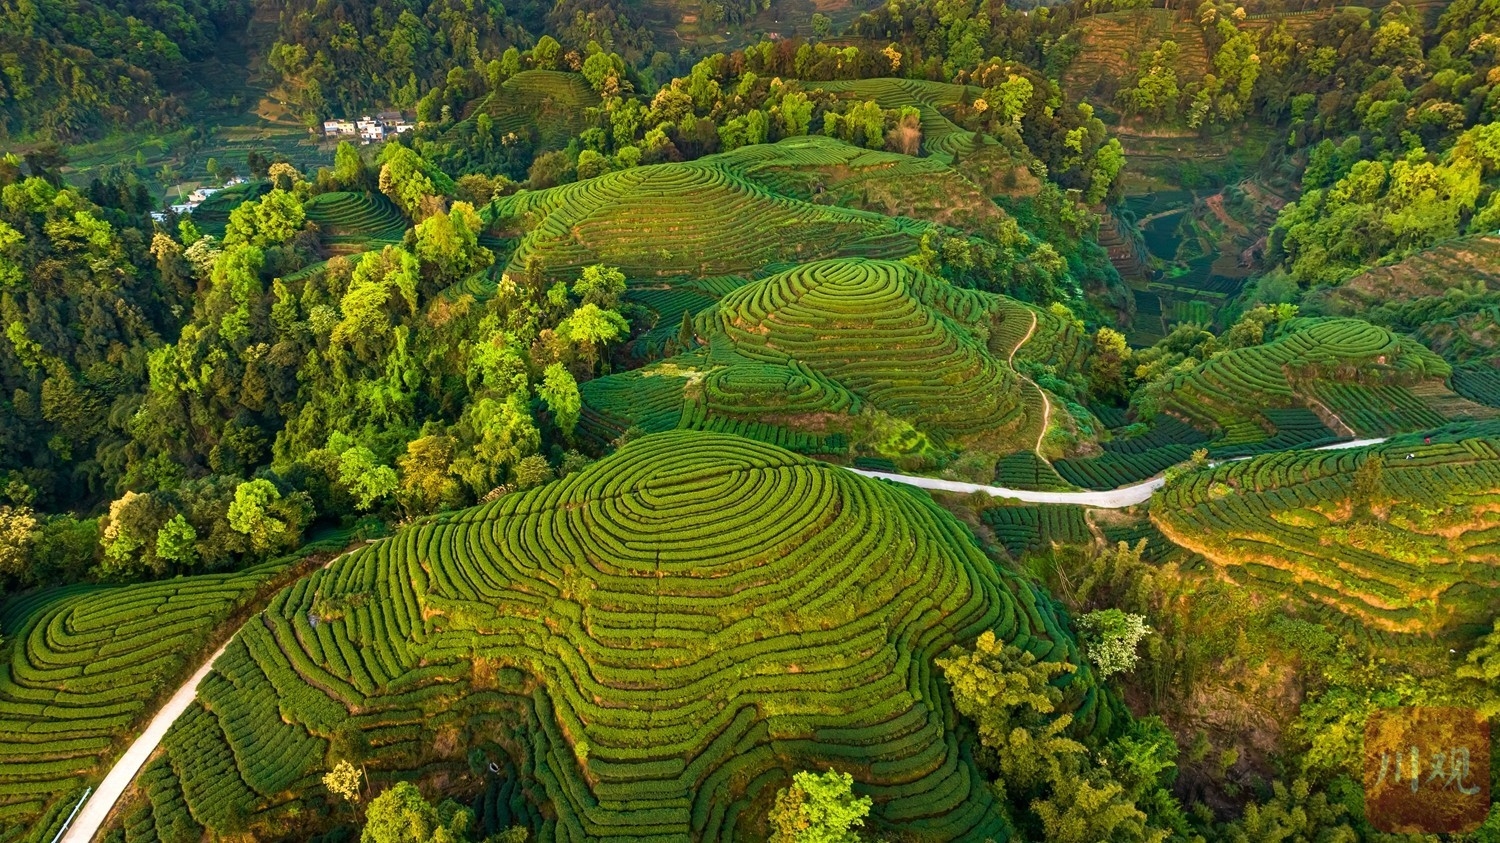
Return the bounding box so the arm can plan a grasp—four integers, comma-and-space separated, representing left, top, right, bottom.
0, 0, 1499, 840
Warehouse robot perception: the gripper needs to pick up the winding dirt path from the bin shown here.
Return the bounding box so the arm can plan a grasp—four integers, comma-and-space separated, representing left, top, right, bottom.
1007, 310, 1051, 456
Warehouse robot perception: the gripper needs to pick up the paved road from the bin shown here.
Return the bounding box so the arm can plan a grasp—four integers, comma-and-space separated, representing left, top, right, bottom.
849, 437, 1390, 509
58, 544, 375, 843
58, 434, 1397, 839
59, 642, 231, 843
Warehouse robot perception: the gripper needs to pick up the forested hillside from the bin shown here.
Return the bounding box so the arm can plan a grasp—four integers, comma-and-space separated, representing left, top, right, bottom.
1, 0, 1499, 840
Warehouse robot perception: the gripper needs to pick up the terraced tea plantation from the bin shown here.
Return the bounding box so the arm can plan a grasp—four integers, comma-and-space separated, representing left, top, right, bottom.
304, 191, 407, 247
982, 504, 1093, 560
1153, 317, 1493, 446
456, 70, 600, 149
484, 145, 935, 281
1055, 416, 1211, 490
0, 561, 298, 841
580, 259, 1051, 460
109, 433, 1105, 841
806, 79, 993, 163
706, 135, 1007, 232
1154, 439, 1500, 637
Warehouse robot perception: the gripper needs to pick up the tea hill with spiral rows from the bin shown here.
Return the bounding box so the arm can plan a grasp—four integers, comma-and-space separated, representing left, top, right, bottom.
580, 259, 1060, 458
109, 433, 1104, 842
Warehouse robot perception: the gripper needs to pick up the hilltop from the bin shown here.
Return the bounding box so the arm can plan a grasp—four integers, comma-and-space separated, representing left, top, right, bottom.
481, 136, 1052, 289
485, 154, 929, 281
1147, 317, 1492, 444
107, 433, 1103, 841
454, 70, 601, 150
579, 259, 1066, 464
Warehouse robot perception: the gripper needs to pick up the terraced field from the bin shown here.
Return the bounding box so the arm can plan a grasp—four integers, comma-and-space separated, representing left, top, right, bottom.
806, 78, 993, 163
108, 433, 1105, 841
981, 503, 1093, 560
706, 135, 1006, 232
1061, 10, 1210, 107
304, 192, 407, 247
187, 182, 267, 237
1320, 234, 1500, 306
1153, 317, 1492, 446
485, 155, 930, 281
456, 70, 600, 149
0, 560, 302, 842
626, 276, 747, 356
580, 259, 1051, 458
1055, 416, 1211, 490
1154, 438, 1500, 638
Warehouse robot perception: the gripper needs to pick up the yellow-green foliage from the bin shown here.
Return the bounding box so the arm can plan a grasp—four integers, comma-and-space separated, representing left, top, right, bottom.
580, 259, 1051, 456
111, 432, 1105, 841
0, 561, 294, 838
1147, 317, 1479, 443
807, 78, 992, 162
1153, 439, 1500, 637
485, 154, 930, 281
705, 135, 1007, 231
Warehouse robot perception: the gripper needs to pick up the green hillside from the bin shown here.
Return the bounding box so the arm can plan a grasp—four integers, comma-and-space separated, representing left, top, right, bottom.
456, 70, 601, 150
1149, 317, 1494, 444
303, 191, 407, 247
0, 559, 307, 840
579, 259, 1052, 460
1154, 438, 1500, 641
705, 135, 1009, 233
108, 432, 1104, 841
805, 78, 994, 164
485, 153, 931, 282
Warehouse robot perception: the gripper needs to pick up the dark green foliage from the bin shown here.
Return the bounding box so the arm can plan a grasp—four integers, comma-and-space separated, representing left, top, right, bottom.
0, 0, 251, 140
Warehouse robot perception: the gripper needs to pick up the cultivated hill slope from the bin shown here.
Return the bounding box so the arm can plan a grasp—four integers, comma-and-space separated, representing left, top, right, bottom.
0, 559, 306, 841
1319, 234, 1500, 306
580, 259, 1052, 458
111, 433, 1105, 842
804, 78, 994, 163
484, 151, 932, 281
1151, 317, 1495, 444
1154, 438, 1500, 640
706, 135, 1007, 232
455, 69, 600, 149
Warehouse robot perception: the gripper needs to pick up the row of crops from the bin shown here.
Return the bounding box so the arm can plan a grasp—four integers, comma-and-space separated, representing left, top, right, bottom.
303, 192, 407, 246
0, 558, 303, 841
1054, 416, 1210, 490
992, 451, 1070, 491
625, 276, 747, 356
807, 78, 994, 163
581, 259, 1053, 459
109, 432, 1109, 841
1153, 438, 1500, 637
1156, 317, 1452, 439
711, 134, 968, 207
981, 504, 1093, 559
708, 259, 1040, 446
484, 153, 931, 281
452, 70, 599, 149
